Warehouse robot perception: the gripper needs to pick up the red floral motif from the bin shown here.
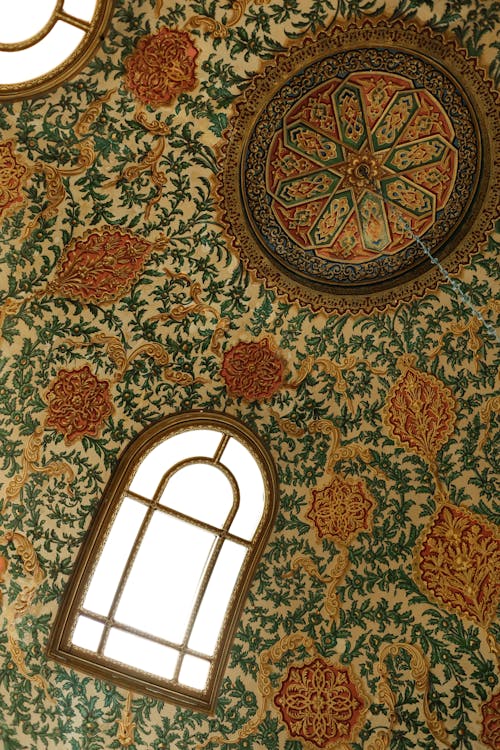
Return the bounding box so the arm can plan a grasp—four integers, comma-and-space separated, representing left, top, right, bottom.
482, 692, 500, 750
275, 658, 366, 749
385, 363, 456, 461
221, 338, 286, 401
415, 503, 500, 627
0, 140, 27, 221
125, 28, 198, 107
308, 473, 374, 545
47, 227, 154, 304
45, 366, 113, 443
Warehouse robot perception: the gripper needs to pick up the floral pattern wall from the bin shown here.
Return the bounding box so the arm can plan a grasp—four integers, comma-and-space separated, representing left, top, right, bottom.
0, 1, 499, 749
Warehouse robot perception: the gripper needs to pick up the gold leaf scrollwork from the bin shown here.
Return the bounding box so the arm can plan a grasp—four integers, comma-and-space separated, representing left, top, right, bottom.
284, 548, 349, 620
117, 692, 136, 748
0, 531, 51, 699
21, 162, 65, 241
75, 90, 116, 138
209, 317, 230, 357
269, 410, 306, 438
185, 0, 270, 39
105, 111, 170, 220
428, 316, 485, 374
3, 426, 74, 510
308, 419, 378, 477
478, 394, 500, 450
377, 642, 449, 747
197, 633, 316, 749
64, 333, 198, 386
364, 730, 390, 750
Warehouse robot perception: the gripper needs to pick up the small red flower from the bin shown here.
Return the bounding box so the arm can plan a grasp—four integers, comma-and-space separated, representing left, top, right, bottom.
221, 338, 286, 401
45, 366, 113, 443
125, 28, 198, 107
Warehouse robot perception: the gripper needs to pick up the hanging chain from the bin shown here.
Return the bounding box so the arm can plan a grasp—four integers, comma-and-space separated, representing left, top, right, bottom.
360, 166, 499, 344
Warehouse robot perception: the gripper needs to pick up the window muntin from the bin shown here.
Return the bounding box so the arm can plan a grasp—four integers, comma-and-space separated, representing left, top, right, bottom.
47, 412, 278, 712
0, 0, 114, 100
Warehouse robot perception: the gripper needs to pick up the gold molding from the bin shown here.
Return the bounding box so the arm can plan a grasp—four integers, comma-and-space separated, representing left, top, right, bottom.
47, 410, 279, 713
0, 0, 115, 102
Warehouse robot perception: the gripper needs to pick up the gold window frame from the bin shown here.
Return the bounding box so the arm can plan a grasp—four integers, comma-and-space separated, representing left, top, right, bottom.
47, 411, 279, 712
0, 0, 114, 102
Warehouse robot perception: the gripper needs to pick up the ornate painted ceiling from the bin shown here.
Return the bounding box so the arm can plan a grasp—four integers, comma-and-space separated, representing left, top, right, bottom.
0, 1, 499, 749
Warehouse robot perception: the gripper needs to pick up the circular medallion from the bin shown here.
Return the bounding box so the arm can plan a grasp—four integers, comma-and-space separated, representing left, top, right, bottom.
219, 21, 499, 313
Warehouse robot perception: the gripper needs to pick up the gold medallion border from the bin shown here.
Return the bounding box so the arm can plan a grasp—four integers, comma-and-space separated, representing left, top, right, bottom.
217, 19, 500, 314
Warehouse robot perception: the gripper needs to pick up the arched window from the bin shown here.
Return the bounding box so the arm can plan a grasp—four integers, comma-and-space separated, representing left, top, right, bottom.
48, 411, 278, 711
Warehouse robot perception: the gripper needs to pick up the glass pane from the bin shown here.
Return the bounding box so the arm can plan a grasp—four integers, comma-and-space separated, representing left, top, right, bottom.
0, 22, 84, 84
72, 615, 104, 652
160, 463, 234, 527
83, 497, 146, 616
179, 654, 211, 690
105, 628, 178, 679
221, 439, 265, 540
115, 513, 216, 644
189, 541, 247, 655
63, 0, 97, 22
1, 0, 58, 44
129, 430, 223, 499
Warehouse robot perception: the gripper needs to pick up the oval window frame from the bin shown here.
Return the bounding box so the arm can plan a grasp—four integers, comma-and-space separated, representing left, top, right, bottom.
0, 0, 114, 102
47, 411, 279, 712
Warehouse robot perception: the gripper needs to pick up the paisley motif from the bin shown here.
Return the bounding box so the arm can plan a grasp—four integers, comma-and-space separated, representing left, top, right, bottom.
415, 503, 500, 627
46, 227, 155, 304
384, 360, 456, 461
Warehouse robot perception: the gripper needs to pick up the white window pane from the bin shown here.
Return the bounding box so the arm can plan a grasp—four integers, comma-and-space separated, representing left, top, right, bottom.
179, 654, 211, 690
160, 463, 234, 527
83, 497, 146, 616
1, 0, 58, 44
0, 22, 84, 84
105, 628, 178, 680
129, 430, 223, 499
63, 0, 97, 22
115, 513, 216, 644
221, 439, 265, 540
72, 615, 104, 651
189, 541, 247, 655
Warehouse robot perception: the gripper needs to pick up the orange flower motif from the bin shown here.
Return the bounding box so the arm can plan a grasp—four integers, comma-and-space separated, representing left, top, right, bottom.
221, 338, 286, 401
46, 227, 154, 304
308, 473, 374, 545
45, 366, 113, 443
482, 692, 500, 750
275, 658, 366, 749
415, 503, 500, 627
385, 360, 456, 461
0, 140, 28, 221
125, 28, 198, 107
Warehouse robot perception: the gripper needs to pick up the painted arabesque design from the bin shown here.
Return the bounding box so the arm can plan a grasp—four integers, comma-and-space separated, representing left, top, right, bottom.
0, 1, 498, 749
